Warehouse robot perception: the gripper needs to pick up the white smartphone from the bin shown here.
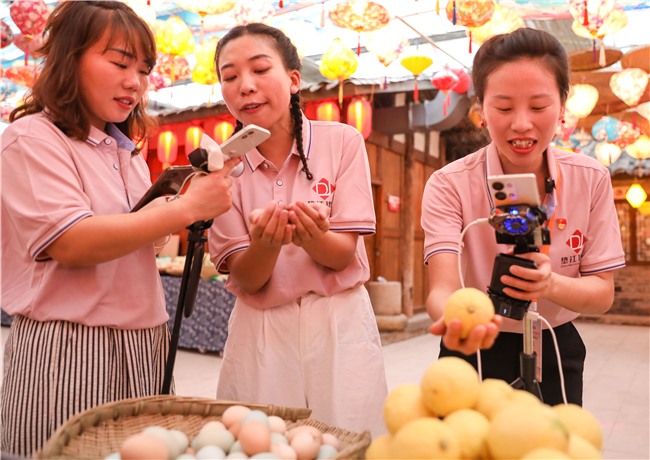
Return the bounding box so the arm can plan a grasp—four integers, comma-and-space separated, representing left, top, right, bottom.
219, 124, 271, 158
487, 174, 541, 207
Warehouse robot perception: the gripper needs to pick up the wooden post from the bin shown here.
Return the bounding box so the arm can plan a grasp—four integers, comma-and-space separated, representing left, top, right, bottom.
401, 134, 415, 317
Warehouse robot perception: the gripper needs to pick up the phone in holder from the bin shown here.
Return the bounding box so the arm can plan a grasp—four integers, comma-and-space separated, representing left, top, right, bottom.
130, 165, 194, 213
219, 124, 270, 159
488, 253, 538, 320
488, 174, 541, 207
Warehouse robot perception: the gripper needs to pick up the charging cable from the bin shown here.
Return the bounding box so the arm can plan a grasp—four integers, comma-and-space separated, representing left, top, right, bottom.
166, 171, 208, 203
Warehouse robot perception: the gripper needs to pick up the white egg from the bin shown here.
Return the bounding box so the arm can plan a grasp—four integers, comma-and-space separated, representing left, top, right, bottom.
270, 432, 288, 445
267, 416, 287, 434
192, 428, 235, 453
104, 453, 121, 460
176, 455, 196, 460
226, 453, 249, 460
242, 410, 270, 428
250, 454, 280, 460
316, 444, 339, 460
229, 440, 244, 454
169, 429, 189, 456
271, 443, 297, 460
141, 426, 177, 459
201, 421, 227, 433
196, 445, 226, 460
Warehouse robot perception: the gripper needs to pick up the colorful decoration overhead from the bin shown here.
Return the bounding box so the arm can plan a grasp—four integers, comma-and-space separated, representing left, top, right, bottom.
1, 20, 14, 49
613, 121, 641, 149
124, 0, 157, 28
157, 54, 191, 83
9, 0, 49, 37
431, 68, 460, 116
316, 101, 341, 123
347, 97, 372, 139
594, 141, 622, 166
175, 0, 236, 16
467, 4, 524, 47
401, 55, 433, 101
13, 32, 44, 62
1, 105, 14, 122
446, 0, 496, 52
5, 65, 38, 88
0, 78, 18, 102
191, 62, 219, 86
365, 23, 410, 67
609, 68, 649, 107
185, 126, 204, 154
568, 0, 616, 62
329, 1, 390, 56
233, 1, 276, 26
148, 70, 169, 92
638, 102, 650, 120
451, 68, 471, 94
626, 184, 647, 208
158, 130, 178, 169
214, 121, 235, 145
626, 135, 650, 160
193, 36, 219, 69
566, 84, 599, 118
319, 38, 358, 105
280, 20, 318, 60
571, 9, 628, 66
155, 16, 195, 57
591, 116, 620, 142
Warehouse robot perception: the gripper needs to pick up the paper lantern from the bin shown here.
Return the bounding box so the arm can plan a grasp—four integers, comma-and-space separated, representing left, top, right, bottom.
175, 0, 235, 16
155, 16, 195, 57
320, 39, 358, 106
0, 79, 18, 102
638, 102, 650, 120
610, 69, 649, 107
626, 135, 650, 160
233, 1, 276, 26
626, 184, 647, 208
566, 84, 599, 118
347, 97, 372, 140
10, 0, 49, 37
280, 20, 318, 60
446, 0, 496, 52
591, 116, 620, 142
316, 101, 341, 122
431, 68, 460, 116
157, 55, 191, 83
613, 121, 641, 149
1, 105, 14, 122
451, 68, 471, 94
571, 9, 628, 66
148, 70, 169, 91
401, 55, 433, 102
555, 110, 580, 139
13, 33, 43, 60
5, 65, 38, 88
594, 142, 621, 166
467, 4, 523, 47
158, 130, 178, 169
329, 1, 390, 56
568, 0, 615, 36
365, 23, 410, 67
185, 126, 204, 155
569, 128, 594, 149
1, 20, 14, 49
124, 0, 157, 28
191, 62, 219, 86
214, 121, 235, 145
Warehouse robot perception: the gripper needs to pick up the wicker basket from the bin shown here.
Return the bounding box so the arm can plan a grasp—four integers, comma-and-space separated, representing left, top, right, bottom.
37, 395, 371, 460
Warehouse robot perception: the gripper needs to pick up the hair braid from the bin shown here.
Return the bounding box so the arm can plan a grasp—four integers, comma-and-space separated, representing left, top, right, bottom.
290, 92, 313, 181
234, 119, 244, 134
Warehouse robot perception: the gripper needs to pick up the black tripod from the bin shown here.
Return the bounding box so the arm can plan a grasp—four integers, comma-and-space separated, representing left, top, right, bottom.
161, 218, 213, 394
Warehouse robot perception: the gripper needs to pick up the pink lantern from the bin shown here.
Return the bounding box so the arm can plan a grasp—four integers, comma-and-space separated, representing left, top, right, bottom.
185, 126, 204, 155
157, 130, 178, 169
13, 32, 44, 63
1, 20, 14, 49
148, 70, 169, 92
233, 1, 276, 26
5, 64, 39, 88
568, 0, 616, 62
1, 105, 13, 122
316, 101, 341, 123
431, 68, 460, 116
157, 55, 191, 83
10, 0, 49, 36
612, 121, 641, 149
347, 97, 372, 140
214, 121, 235, 145
451, 68, 471, 94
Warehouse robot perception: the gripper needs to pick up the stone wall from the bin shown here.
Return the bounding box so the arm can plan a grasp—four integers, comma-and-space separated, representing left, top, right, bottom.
610, 265, 650, 317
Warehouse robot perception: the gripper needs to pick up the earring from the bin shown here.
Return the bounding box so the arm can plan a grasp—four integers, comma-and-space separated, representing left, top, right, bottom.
480, 121, 485, 127
560, 119, 565, 124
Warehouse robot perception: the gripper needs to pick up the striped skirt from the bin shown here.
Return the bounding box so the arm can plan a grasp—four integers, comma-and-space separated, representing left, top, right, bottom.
1, 315, 173, 457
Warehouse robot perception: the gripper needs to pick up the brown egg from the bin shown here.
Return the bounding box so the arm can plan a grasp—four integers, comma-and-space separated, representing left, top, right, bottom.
120, 434, 168, 460
200, 420, 227, 433
271, 443, 298, 460
268, 415, 287, 434
291, 431, 321, 460
222, 405, 251, 428
286, 426, 323, 444
238, 420, 271, 456
321, 433, 340, 450
228, 421, 242, 439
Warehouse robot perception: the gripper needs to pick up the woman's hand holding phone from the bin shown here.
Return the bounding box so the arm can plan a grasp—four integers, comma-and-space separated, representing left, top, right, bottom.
430, 315, 503, 356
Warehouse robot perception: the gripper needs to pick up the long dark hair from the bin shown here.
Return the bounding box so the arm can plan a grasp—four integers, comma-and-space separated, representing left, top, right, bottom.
472, 28, 570, 105
10, 1, 157, 153
215, 23, 313, 180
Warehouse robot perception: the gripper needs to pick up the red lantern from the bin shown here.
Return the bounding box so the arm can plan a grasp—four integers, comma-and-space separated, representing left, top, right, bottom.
347, 97, 372, 140
157, 130, 178, 169
316, 101, 341, 122
185, 126, 204, 155
451, 68, 471, 94
431, 68, 460, 116
214, 121, 235, 145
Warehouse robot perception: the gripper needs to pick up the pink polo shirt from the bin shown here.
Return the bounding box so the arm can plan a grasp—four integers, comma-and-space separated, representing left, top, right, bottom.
1, 113, 168, 329
422, 143, 625, 333
208, 114, 375, 309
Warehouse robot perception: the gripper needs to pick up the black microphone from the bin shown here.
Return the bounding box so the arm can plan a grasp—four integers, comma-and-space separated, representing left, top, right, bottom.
545, 177, 555, 194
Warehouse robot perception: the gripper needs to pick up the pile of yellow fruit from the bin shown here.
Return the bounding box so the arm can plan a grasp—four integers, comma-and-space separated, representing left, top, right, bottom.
366, 357, 603, 460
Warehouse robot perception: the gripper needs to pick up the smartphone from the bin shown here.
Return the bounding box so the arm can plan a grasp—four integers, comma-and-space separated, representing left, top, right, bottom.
219, 124, 270, 159
488, 174, 541, 207
130, 165, 194, 213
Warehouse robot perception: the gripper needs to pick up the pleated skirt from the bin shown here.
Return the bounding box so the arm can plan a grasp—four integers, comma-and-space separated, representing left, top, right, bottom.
1, 315, 172, 457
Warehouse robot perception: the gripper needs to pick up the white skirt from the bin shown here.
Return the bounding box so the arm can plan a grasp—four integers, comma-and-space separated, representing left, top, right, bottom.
217, 285, 388, 437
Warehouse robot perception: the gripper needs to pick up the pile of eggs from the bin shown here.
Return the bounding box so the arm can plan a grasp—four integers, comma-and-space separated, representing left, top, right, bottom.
105, 405, 341, 460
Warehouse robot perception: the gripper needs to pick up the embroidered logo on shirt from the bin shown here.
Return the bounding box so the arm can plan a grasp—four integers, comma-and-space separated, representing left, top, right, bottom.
566, 230, 586, 254
313, 178, 336, 200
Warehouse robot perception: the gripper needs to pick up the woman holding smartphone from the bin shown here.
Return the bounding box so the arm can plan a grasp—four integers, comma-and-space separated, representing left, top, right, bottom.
422, 28, 625, 406
0, 2, 238, 455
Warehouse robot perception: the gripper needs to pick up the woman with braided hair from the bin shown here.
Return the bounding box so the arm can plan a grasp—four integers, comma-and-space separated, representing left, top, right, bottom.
208, 23, 387, 435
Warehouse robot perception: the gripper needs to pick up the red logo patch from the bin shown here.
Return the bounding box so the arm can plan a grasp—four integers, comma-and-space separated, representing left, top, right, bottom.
313, 178, 335, 200
566, 230, 586, 254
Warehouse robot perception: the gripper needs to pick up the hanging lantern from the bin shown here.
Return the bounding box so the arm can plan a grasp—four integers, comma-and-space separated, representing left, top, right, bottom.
157, 55, 191, 83
566, 84, 599, 118
1, 105, 14, 122
401, 55, 433, 102
569, 128, 594, 149
233, 1, 276, 26
571, 9, 627, 67
5, 65, 39, 88
10, 0, 49, 37
613, 121, 641, 149
347, 97, 372, 139
317, 101, 341, 122
594, 142, 622, 166
0, 79, 18, 102
446, 0, 496, 53
191, 62, 219, 86
280, 20, 318, 60
626, 184, 647, 208
365, 23, 410, 67
214, 121, 235, 145
13, 32, 44, 61
568, 0, 616, 63
148, 69, 170, 92
591, 116, 620, 142
124, 0, 157, 28
185, 126, 204, 155
555, 110, 580, 139
194, 37, 219, 69
610, 69, 649, 107
451, 68, 471, 94
176, 0, 235, 42
155, 16, 195, 63
467, 4, 523, 47
626, 135, 650, 160
320, 38, 358, 106
157, 130, 178, 169
329, 1, 390, 56
638, 102, 650, 120
1, 20, 14, 49
431, 68, 460, 116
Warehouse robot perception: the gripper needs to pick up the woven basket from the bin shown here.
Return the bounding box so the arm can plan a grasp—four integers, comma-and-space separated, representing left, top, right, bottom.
37, 395, 371, 460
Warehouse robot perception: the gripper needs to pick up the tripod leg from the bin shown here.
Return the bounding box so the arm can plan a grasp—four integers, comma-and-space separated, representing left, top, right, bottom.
184, 242, 205, 318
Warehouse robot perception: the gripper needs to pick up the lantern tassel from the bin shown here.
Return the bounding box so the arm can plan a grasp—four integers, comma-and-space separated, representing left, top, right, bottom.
321, 1, 326, 27
357, 34, 361, 57
414, 79, 419, 101
381, 76, 387, 90
592, 39, 596, 62
200, 18, 205, 44
469, 31, 472, 53
583, 0, 589, 26
338, 78, 344, 107
452, 1, 457, 25
279, 0, 283, 7
599, 40, 606, 67
436, 0, 440, 15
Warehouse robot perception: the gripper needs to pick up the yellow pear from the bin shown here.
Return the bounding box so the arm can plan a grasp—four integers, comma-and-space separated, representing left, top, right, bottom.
421, 357, 480, 417
443, 288, 495, 338
392, 418, 461, 460
522, 448, 570, 459
553, 404, 603, 450
365, 434, 393, 460
383, 384, 433, 435
475, 378, 514, 420
443, 409, 490, 460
